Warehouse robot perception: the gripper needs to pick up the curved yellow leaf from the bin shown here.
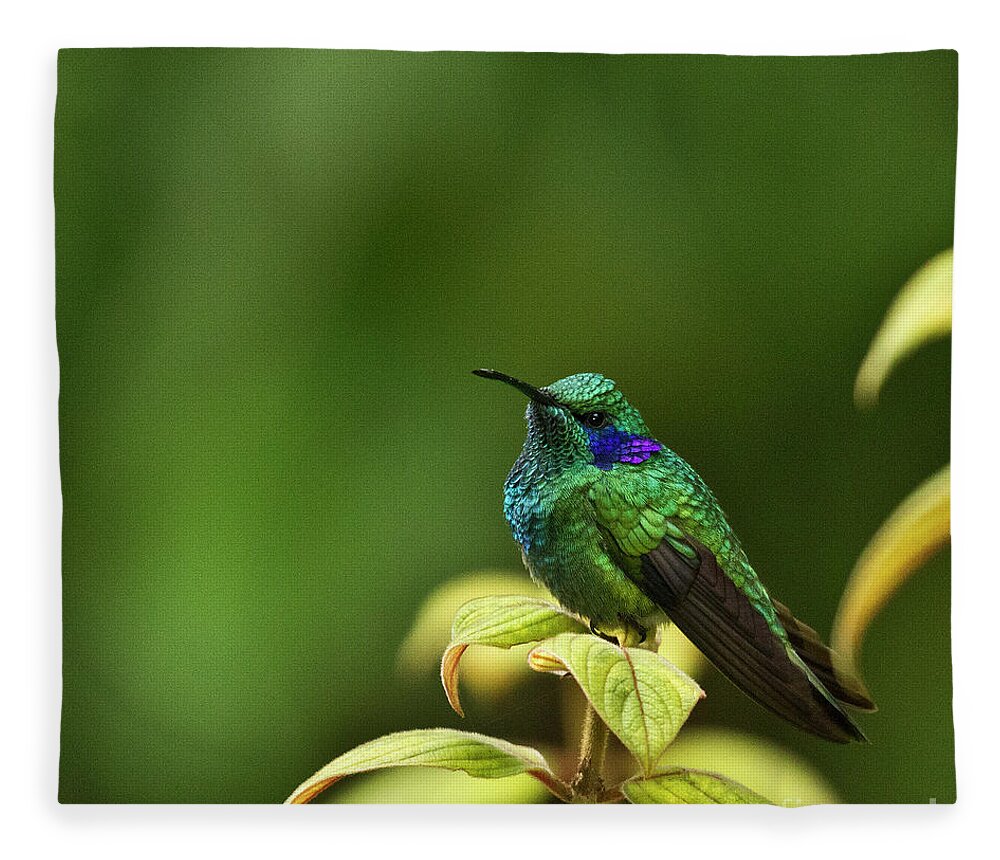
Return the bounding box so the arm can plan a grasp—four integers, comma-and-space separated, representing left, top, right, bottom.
284, 728, 567, 804
441, 594, 586, 716
855, 248, 952, 408
832, 465, 950, 671
397, 572, 553, 708
398, 572, 550, 672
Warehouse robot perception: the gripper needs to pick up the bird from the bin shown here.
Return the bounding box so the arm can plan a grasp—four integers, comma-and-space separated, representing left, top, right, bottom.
473, 369, 875, 743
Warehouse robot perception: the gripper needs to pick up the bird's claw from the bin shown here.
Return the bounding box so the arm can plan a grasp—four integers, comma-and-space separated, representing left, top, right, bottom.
588, 620, 619, 644
589, 619, 648, 647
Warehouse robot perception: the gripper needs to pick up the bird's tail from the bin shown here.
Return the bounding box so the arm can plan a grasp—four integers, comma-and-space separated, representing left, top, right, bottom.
638, 534, 874, 742
774, 599, 877, 712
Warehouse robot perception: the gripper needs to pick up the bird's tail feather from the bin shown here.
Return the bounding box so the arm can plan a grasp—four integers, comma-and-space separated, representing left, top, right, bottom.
638, 537, 871, 743
774, 600, 876, 712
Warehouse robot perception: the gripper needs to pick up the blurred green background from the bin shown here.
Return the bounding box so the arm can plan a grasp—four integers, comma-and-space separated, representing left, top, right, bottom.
55, 49, 955, 803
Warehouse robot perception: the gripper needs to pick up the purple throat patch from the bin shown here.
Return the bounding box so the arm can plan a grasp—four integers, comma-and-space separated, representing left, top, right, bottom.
588, 428, 662, 470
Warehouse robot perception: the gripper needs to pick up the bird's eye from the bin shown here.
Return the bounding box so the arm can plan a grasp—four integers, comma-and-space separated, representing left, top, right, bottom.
581, 411, 609, 429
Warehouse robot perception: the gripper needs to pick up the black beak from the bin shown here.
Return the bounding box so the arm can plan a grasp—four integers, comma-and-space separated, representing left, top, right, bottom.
472, 369, 560, 408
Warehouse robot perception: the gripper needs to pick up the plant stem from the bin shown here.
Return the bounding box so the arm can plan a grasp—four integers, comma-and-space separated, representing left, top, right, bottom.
573, 701, 610, 800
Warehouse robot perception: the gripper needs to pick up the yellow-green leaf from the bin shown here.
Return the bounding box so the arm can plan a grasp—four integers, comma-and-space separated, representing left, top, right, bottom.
398, 572, 551, 671
855, 248, 952, 408
659, 727, 839, 806
451, 594, 587, 648
527, 633, 704, 776
441, 595, 587, 716
832, 464, 950, 670
624, 767, 769, 804
397, 573, 553, 708
284, 728, 567, 804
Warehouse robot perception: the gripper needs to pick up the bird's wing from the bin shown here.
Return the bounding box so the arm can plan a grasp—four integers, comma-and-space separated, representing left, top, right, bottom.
591, 482, 868, 743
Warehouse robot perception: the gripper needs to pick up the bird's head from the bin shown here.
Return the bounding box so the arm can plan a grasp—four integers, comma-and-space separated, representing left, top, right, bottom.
473, 369, 662, 471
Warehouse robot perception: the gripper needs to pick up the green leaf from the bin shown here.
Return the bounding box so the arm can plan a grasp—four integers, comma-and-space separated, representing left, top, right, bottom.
284, 728, 569, 804
398, 573, 557, 710
527, 633, 704, 776
398, 572, 553, 673
451, 594, 587, 647
624, 767, 769, 804
832, 464, 950, 672
855, 248, 952, 407
660, 727, 840, 805
442, 595, 586, 716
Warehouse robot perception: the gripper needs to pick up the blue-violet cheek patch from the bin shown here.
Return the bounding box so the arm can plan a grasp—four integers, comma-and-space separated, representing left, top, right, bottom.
588, 427, 662, 469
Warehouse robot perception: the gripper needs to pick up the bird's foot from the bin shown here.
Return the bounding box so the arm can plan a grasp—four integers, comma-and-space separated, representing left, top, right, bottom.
618, 622, 647, 647
589, 619, 648, 647
588, 621, 619, 644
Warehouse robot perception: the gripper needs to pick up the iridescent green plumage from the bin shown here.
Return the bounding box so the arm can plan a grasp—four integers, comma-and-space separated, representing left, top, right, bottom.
476, 369, 874, 743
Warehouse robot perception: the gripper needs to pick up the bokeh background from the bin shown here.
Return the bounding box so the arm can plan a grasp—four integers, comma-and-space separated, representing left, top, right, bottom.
55, 49, 955, 803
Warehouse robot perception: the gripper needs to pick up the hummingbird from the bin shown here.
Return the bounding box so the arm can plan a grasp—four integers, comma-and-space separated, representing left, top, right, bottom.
473, 369, 875, 743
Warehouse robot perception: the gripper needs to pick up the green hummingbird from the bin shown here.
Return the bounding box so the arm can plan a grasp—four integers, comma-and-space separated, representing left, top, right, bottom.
474, 369, 875, 743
